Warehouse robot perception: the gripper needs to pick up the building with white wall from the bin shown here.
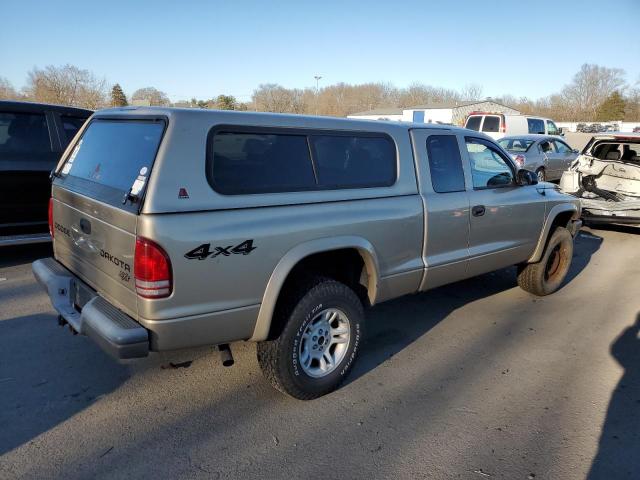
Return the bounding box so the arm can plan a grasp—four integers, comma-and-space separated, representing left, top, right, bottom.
346, 108, 404, 121
348, 100, 520, 125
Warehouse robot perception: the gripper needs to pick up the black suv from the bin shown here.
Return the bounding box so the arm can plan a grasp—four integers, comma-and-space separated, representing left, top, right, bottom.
0, 101, 92, 246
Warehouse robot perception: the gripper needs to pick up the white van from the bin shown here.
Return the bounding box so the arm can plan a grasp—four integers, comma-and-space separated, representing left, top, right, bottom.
464, 113, 561, 140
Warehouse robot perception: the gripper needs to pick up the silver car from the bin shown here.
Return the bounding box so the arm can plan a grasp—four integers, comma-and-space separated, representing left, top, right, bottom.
32, 108, 582, 399
498, 135, 579, 182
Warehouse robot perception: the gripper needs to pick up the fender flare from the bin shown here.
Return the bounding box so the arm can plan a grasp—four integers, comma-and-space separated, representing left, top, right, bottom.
249, 236, 381, 342
528, 203, 579, 263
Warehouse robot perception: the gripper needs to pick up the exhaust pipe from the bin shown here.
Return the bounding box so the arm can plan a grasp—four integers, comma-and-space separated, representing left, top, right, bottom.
218, 343, 234, 367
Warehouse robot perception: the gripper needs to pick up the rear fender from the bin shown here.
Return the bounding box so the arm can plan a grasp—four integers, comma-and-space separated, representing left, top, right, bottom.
249, 236, 381, 342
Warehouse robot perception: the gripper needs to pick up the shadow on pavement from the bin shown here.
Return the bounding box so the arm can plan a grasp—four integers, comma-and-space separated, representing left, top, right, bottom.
585, 223, 640, 236
0, 313, 130, 456
346, 229, 602, 386
0, 229, 603, 463
587, 313, 640, 479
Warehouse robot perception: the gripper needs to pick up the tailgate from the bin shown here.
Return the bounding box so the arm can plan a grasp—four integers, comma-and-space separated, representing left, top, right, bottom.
52, 187, 138, 317
51, 117, 166, 319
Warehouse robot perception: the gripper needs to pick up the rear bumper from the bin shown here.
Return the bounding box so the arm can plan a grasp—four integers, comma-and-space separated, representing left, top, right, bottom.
32, 257, 149, 359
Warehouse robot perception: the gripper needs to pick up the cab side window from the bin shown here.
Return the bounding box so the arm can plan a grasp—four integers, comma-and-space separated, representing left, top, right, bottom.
465, 137, 514, 189
426, 135, 465, 193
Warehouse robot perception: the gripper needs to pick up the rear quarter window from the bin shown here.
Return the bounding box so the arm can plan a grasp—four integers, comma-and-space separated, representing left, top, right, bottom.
426, 135, 465, 193
0, 112, 51, 154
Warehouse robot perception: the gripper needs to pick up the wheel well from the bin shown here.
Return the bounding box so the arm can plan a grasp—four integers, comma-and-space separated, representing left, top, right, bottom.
267, 248, 371, 339
549, 210, 574, 233
540, 210, 575, 253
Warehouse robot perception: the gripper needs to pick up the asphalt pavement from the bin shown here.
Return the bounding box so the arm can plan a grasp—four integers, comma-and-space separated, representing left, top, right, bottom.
1, 225, 639, 479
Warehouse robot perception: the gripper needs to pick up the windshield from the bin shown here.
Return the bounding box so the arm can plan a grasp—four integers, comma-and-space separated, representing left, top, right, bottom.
498, 138, 535, 152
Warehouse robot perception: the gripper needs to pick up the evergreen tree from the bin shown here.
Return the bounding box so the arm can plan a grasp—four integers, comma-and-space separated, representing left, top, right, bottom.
215, 95, 237, 110
596, 91, 626, 121
111, 84, 128, 107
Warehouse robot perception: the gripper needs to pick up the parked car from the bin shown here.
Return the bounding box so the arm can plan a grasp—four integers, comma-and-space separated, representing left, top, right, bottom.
33, 108, 582, 400
576, 123, 587, 133
560, 133, 640, 225
632, 126, 640, 133
498, 135, 579, 182
590, 123, 604, 133
464, 113, 562, 140
0, 101, 92, 246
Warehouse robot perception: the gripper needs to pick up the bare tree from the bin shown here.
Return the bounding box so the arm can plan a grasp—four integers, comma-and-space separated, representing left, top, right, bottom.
561, 63, 627, 120
0, 77, 20, 100
131, 87, 170, 106
459, 83, 483, 101
24, 64, 107, 108
252, 84, 308, 113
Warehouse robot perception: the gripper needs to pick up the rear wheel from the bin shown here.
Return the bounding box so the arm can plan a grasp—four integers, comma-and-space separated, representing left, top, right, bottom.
536, 167, 546, 182
257, 277, 364, 400
517, 226, 573, 296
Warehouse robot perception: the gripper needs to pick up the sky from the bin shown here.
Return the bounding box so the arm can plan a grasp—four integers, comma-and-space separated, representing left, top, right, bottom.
2, 0, 639, 103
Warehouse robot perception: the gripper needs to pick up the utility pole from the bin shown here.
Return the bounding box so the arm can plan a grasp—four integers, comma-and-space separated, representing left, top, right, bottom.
314, 75, 322, 115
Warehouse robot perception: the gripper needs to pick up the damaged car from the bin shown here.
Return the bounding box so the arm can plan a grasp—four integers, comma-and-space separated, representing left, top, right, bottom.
560, 133, 640, 225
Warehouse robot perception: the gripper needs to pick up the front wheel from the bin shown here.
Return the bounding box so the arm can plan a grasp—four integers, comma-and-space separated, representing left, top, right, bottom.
517, 226, 573, 296
257, 277, 364, 400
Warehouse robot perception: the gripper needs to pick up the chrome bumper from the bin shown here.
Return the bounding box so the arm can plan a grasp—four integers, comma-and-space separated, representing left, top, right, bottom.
32, 257, 149, 359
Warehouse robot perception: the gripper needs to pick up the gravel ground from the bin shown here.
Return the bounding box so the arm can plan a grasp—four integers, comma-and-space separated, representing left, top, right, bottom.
562, 133, 593, 152
1, 226, 639, 480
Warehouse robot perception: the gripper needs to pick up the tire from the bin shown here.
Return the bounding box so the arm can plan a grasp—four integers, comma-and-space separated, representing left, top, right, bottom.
517, 226, 573, 296
257, 277, 364, 400
536, 167, 546, 182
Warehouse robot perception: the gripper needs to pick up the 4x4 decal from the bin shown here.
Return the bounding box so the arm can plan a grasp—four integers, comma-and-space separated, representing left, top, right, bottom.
184, 239, 256, 260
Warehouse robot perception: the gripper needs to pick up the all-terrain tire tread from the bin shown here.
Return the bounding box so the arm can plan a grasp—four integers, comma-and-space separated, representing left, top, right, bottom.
517, 226, 572, 296
257, 276, 363, 400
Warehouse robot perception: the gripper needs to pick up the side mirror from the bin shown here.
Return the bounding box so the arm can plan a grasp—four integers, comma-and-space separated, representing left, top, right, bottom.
516, 169, 538, 186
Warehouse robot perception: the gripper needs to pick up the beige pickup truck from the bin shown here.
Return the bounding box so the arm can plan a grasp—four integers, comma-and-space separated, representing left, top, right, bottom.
34, 108, 581, 399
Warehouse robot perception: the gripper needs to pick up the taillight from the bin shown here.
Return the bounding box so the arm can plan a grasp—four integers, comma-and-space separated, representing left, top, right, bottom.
48, 198, 54, 238
500, 117, 506, 133
513, 154, 525, 168
134, 237, 172, 299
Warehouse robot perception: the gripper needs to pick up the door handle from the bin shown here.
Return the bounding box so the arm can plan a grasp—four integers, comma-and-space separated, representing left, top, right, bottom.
472, 205, 486, 217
